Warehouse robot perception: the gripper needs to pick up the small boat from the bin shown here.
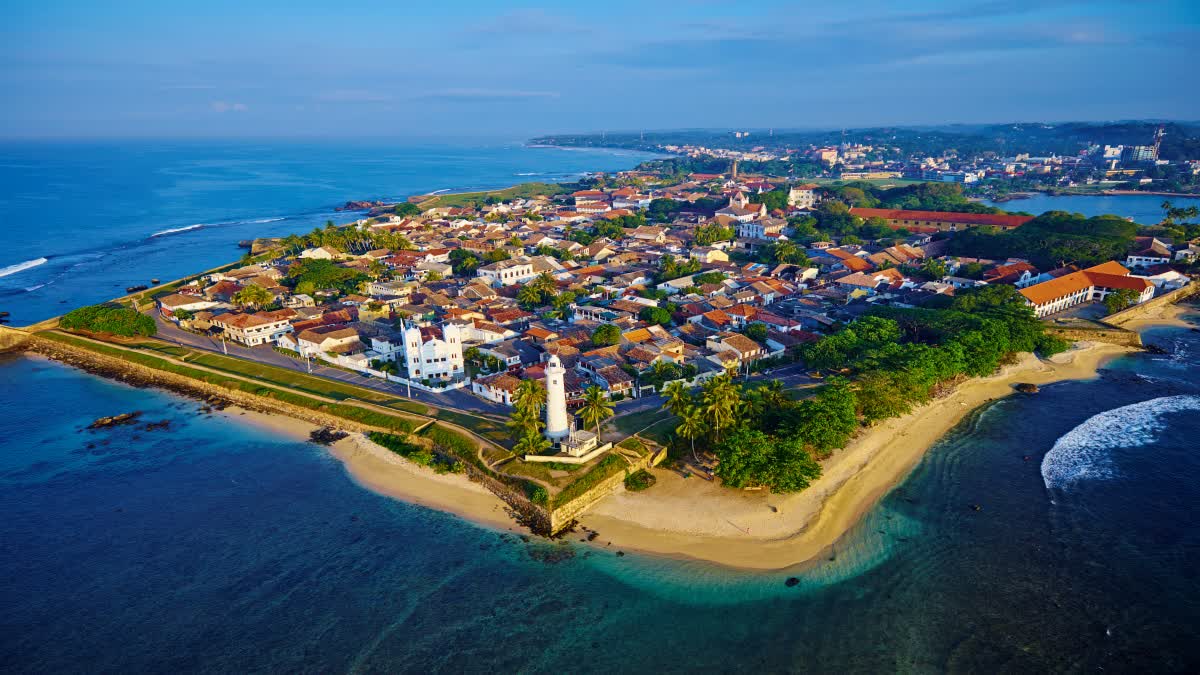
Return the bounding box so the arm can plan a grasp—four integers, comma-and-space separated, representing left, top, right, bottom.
0, 311, 9, 317
151, 278, 160, 284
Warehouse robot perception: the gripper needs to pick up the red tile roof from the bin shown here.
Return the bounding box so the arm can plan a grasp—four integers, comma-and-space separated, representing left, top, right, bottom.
849, 208, 1034, 229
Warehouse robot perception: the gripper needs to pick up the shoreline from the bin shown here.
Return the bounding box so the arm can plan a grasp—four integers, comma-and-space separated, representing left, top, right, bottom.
574, 341, 1136, 571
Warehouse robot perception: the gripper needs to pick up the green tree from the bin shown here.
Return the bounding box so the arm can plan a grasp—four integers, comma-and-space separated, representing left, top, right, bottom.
579, 386, 615, 437
1104, 288, 1139, 315
393, 203, 421, 217
591, 323, 622, 346
232, 284, 273, 309
743, 322, 769, 344
639, 306, 672, 326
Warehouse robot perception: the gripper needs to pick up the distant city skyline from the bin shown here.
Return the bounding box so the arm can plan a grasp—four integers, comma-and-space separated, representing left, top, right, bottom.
3, 0, 1198, 138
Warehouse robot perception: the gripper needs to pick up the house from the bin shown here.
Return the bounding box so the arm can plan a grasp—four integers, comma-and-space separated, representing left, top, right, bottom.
1125, 237, 1174, 269
787, 184, 818, 209
1019, 261, 1156, 317
298, 246, 341, 260
738, 218, 785, 240
706, 332, 765, 369
157, 293, 218, 318
210, 310, 295, 346
689, 247, 730, 264
296, 325, 362, 355
477, 258, 536, 286
472, 372, 522, 405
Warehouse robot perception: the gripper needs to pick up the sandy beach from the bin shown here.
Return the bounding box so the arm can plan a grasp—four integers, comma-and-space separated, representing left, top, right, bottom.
218, 405, 516, 531
1112, 300, 1197, 332
576, 341, 1136, 570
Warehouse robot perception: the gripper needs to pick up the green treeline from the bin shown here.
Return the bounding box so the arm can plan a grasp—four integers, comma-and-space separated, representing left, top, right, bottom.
60, 305, 157, 337
666, 285, 1069, 493
947, 210, 1139, 269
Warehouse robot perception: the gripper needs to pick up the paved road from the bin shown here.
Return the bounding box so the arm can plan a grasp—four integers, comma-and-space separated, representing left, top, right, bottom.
152, 316, 507, 417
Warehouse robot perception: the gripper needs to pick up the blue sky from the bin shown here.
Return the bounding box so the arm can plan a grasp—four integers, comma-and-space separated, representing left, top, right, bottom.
2, 0, 1198, 138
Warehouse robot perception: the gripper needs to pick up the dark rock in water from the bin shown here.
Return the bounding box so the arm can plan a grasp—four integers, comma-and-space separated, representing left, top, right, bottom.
616, 551, 625, 557
309, 427, 348, 445
88, 411, 142, 429
785, 577, 800, 588
336, 199, 386, 212
125, 285, 148, 293
1144, 344, 1169, 355
586, 531, 599, 542
527, 545, 575, 564
143, 420, 172, 431
1015, 383, 1039, 394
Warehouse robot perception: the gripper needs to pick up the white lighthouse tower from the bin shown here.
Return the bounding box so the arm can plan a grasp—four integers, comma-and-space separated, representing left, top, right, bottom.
544, 355, 569, 441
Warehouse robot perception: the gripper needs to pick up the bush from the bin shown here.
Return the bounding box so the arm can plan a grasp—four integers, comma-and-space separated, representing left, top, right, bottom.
60, 304, 157, 337
624, 469, 656, 491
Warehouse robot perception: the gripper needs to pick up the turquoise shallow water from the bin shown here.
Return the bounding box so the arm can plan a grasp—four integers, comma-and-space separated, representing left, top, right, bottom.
4, 313, 1200, 672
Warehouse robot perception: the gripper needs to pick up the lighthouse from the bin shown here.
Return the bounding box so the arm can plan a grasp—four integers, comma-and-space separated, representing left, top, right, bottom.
544, 355, 569, 441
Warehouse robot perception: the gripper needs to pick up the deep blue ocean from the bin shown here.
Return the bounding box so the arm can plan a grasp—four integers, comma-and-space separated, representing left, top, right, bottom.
2, 143, 1200, 672
0, 140, 663, 324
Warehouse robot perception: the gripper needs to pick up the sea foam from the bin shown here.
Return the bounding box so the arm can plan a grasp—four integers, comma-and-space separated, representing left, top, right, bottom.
151, 224, 204, 237
1042, 395, 1200, 489
0, 257, 48, 278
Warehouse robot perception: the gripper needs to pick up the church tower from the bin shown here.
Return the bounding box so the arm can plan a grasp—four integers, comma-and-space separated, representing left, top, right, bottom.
544, 355, 569, 441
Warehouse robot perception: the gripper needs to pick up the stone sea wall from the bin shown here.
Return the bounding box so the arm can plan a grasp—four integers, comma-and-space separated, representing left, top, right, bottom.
549, 449, 665, 533
1046, 326, 1143, 347
1104, 282, 1199, 327
0, 326, 31, 353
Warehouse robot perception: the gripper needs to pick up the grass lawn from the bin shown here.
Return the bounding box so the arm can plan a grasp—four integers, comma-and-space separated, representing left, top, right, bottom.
419, 182, 575, 209
638, 418, 677, 446
435, 408, 510, 446
187, 352, 400, 404
611, 407, 673, 436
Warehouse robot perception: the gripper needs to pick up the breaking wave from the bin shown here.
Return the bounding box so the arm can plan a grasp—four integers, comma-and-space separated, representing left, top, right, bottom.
0, 257, 48, 278
1042, 395, 1200, 489
151, 224, 204, 237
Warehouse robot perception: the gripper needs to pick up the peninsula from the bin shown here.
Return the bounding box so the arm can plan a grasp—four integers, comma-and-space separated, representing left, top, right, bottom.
6, 125, 1199, 570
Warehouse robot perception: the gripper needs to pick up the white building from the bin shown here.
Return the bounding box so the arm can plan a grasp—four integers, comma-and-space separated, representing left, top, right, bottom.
402, 322, 464, 380
787, 184, 818, 209
544, 355, 570, 441
542, 354, 597, 458
477, 258, 536, 287
1019, 262, 1156, 318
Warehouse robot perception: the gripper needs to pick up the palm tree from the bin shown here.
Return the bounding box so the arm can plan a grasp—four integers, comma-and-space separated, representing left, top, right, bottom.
579, 385, 615, 439
517, 284, 543, 308
676, 404, 706, 462
514, 379, 547, 417
282, 234, 304, 255
232, 284, 273, 309
701, 374, 740, 442
663, 381, 692, 417
506, 407, 542, 438
514, 429, 551, 456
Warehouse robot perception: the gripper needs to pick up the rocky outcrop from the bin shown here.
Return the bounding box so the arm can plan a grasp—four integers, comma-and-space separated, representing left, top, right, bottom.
335, 200, 387, 212
88, 412, 142, 429
1015, 383, 1040, 394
